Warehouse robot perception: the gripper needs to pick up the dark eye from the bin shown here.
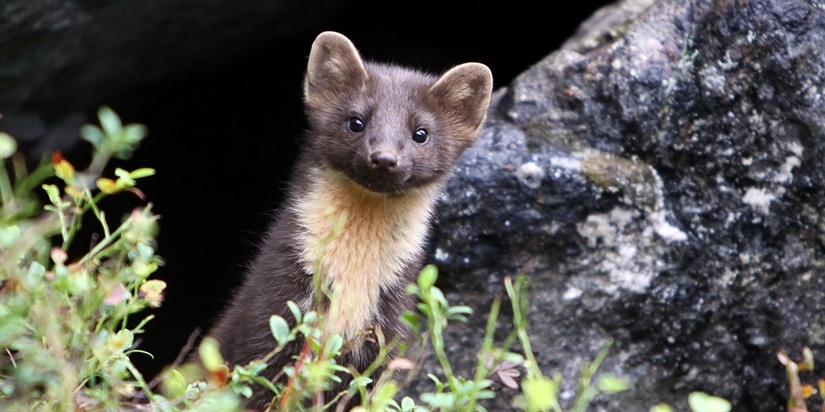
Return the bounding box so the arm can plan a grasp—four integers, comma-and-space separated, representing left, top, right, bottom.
348, 117, 365, 133
412, 128, 428, 144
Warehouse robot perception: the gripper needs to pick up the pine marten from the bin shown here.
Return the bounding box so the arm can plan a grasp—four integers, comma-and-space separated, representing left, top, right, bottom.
208, 31, 492, 409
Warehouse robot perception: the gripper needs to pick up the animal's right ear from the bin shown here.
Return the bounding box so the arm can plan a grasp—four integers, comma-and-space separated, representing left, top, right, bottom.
304, 32, 368, 109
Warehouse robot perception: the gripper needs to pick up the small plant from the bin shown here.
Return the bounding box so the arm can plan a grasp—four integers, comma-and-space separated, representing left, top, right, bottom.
0, 107, 162, 410
778, 347, 824, 412
167, 265, 629, 412
401, 267, 629, 412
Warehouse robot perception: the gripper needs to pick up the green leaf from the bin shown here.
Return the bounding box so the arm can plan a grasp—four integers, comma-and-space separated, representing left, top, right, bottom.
234, 384, 253, 398
246, 360, 268, 376
371, 381, 399, 409
446, 305, 473, 322
163, 369, 187, 399
123, 124, 148, 143
471, 378, 493, 391
200, 389, 241, 410
42, 184, 61, 205
502, 352, 525, 365
80, 125, 104, 148
232, 365, 249, 379
401, 396, 415, 411
287, 301, 302, 324
69, 270, 93, 294
650, 404, 674, 412
107, 330, 134, 354
325, 334, 344, 357
597, 373, 630, 394
350, 376, 373, 388
523, 377, 558, 412
0, 225, 22, 248
687, 392, 731, 412
426, 373, 443, 390
401, 311, 421, 331
308, 337, 323, 354
476, 390, 496, 399
0, 132, 17, 159
115, 168, 134, 184
198, 337, 225, 373
136, 242, 155, 261
302, 310, 318, 326
252, 375, 279, 393
327, 364, 349, 375
446, 306, 473, 316
418, 264, 438, 292
113, 146, 136, 160
269, 315, 290, 346
129, 167, 156, 179
98, 106, 123, 136
421, 392, 455, 409
22, 261, 46, 290
430, 288, 448, 308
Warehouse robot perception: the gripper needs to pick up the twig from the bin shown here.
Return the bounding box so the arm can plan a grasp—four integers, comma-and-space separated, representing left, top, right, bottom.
146, 328, 201, 390
277, 340, 314, 410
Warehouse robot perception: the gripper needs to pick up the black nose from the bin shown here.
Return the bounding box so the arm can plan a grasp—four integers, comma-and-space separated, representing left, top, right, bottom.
369, 152, 398, 171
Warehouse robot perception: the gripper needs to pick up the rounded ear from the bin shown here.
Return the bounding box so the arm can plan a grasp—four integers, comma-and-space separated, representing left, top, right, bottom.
304, 32, 369, 107
429, 62, 493, 134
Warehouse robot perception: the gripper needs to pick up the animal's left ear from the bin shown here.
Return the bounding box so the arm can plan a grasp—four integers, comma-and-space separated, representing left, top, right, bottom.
429, 63, 493, 137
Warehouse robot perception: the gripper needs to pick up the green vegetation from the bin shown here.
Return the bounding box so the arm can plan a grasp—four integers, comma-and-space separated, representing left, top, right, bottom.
5, 108, 810, 412
0, 107, 161, 410
777, 348, 824, 412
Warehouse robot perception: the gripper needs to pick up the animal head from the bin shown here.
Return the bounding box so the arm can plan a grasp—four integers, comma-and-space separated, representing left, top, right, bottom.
303, 31, 493, 194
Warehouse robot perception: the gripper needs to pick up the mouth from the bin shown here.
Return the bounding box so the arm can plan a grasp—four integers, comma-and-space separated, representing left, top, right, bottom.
349, 168, 411, 195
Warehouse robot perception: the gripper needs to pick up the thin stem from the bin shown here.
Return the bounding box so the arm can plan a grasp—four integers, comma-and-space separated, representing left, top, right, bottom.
77, 219, 130, 265
466, 295, 502, 412
571, 340, 613, 412
88, 148, 113, 178
505, 276, 542, 379
425, 292, 460, 395
83, 188, 111, 239
124, 359, 157, 403
14, 157, 54, 198
56, 204, 70, 245
0, 158, 13, 206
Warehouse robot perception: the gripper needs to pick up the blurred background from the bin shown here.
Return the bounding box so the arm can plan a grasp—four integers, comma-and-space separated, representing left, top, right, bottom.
2, 0, 614, 379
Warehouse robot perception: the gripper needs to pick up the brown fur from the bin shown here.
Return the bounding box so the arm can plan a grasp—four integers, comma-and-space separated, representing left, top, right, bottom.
208, 31, 492, 410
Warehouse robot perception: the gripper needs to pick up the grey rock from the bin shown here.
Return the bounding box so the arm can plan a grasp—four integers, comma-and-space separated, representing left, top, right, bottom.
426, 0, 825, 410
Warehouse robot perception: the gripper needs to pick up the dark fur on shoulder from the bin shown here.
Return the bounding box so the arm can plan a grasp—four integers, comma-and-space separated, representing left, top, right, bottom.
208, 31, 492, 410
